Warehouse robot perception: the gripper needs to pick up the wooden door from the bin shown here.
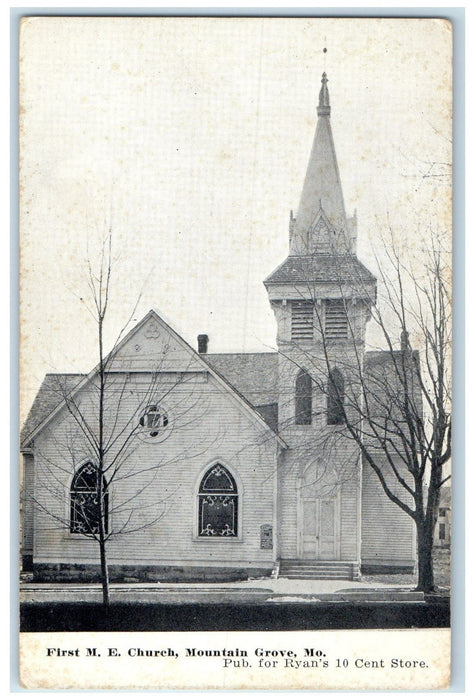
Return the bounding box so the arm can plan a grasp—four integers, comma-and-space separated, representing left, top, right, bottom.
301, 496, 338, 559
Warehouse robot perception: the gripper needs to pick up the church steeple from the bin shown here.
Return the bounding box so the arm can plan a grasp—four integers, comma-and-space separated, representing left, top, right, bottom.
290, 73, 352, 255
317, 71, 330, 115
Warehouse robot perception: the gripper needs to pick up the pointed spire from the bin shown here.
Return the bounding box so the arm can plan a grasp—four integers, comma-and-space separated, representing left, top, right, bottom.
318, 72, 330, 116
290, 72, 351, 255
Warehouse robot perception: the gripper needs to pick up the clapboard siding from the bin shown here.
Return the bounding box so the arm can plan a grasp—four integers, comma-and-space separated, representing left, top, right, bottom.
278, 453, 299, 558
339, 479, 359, 560
361, 456, 415, 565
33, 369, 277, 568
22, 453, 34, 553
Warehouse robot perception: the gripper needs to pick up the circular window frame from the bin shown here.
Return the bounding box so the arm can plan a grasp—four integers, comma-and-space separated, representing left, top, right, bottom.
138, 404, 172, 442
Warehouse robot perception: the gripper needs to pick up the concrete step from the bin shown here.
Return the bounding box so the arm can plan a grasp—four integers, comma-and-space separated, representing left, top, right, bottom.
280, 574, 352, 581
281, 570, 352, 576
280, 559, 356, 566
280, 564, 354, 569
279, 560, 356, 581
280, 564, 352, 569
279, 560, 356, 565
281, 571, 352, 577
280, 569, 352, 574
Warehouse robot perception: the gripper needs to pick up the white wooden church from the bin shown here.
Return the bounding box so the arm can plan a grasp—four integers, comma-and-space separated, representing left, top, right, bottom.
21, 74, 416, 582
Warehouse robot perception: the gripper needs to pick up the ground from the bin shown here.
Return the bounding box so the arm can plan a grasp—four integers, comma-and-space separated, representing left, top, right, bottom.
20, 548, 451, 631
361, 547, 450, 592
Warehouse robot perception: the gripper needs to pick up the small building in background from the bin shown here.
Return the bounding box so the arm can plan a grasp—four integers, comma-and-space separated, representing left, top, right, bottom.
434, 486, 451, 548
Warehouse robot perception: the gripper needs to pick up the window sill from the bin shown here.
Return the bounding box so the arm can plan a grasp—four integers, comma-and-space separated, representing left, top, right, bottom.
192, 535, 243, 543
63, 532, 99, 541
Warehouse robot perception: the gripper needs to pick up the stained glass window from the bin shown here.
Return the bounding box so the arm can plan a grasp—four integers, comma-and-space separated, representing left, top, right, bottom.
198, 464, 238, 537
139, 405, 169, 437
70, 462, 108, 534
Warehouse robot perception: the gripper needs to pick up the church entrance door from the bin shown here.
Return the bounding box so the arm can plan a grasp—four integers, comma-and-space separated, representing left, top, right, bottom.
301, 496, 339, 559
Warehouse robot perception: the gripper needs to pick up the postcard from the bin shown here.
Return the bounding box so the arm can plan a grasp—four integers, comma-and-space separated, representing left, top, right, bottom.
18, 16, 452, 690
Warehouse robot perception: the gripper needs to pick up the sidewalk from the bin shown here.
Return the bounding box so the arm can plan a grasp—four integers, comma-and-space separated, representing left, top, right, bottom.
20, 576, 426, 604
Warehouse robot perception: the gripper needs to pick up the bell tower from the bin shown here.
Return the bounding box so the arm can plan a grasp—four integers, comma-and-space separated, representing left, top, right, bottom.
264, 73, 377, 569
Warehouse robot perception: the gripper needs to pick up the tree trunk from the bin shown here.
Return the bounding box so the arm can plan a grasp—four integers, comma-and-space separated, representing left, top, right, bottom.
416, 522, 435, 592
99, 535, 110, 608
97, 313, 110, 610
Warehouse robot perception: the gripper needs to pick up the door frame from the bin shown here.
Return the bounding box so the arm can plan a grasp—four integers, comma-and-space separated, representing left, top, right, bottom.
297, 487, 341, 560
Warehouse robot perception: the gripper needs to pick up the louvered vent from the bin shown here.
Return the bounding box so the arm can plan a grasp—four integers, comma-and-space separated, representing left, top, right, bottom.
291, 301, 313, 341
325, 299, 348, 339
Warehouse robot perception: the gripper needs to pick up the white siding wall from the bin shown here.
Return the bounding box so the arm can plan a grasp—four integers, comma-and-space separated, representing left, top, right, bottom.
32, 370, 277, 569
339, 480, 359, 560
361, 456, 415, 567
278, 451, 299, 558
22, 453, 34, 554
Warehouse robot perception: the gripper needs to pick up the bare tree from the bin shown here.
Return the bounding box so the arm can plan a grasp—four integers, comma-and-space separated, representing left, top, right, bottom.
22, 231, 217, 607
278, 229, 451, 592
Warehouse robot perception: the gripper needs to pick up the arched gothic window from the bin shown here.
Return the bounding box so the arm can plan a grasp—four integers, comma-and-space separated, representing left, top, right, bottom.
295, 369, 312, 425
327, 369, 345, 425
70, 462, 108, 534
198, 464, 238, 537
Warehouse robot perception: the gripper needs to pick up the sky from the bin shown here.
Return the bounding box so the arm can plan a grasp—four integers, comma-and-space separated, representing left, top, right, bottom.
19, 17, 452, 422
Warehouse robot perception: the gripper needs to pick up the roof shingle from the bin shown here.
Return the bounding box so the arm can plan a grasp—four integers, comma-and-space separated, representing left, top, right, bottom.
205, 352, 278, 407
21, 374, 84, 447
264, 254, 376, 286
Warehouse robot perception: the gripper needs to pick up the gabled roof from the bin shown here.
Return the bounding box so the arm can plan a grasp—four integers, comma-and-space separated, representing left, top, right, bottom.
20, 374, 84, 447
22, 324, 418, 451
264, 254, 376, 286
21, 308, 173, 448
20, 311, 286, 449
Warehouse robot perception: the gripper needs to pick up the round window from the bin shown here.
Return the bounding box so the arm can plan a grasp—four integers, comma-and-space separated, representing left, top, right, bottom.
139, 405, 169, 438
